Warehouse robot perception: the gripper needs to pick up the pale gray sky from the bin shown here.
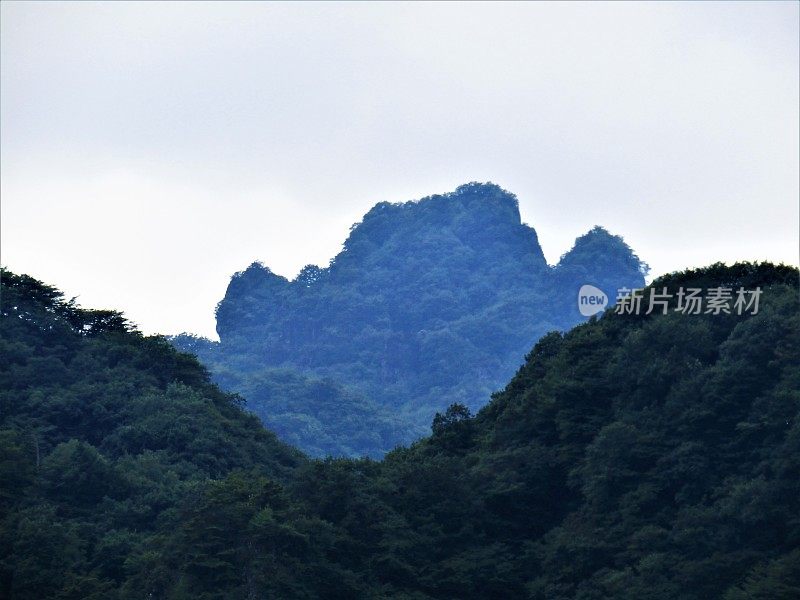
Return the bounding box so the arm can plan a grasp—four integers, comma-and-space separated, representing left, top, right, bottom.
2, 1, 798, 339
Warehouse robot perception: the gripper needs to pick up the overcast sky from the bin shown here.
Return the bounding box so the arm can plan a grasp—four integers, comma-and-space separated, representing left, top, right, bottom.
2, 1, 798, 338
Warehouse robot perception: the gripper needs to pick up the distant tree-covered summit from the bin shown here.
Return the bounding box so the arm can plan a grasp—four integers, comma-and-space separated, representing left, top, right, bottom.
176, 182, 648, 457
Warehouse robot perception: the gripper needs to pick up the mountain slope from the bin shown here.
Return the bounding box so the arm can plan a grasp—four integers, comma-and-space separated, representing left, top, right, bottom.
0, 271, 306, 598
291, 261, 800, 599
1, 263, 798, 599
179, 182, 648, 456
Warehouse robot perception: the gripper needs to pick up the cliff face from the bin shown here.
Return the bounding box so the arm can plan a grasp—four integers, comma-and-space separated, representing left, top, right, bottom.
202, 182, 648, 455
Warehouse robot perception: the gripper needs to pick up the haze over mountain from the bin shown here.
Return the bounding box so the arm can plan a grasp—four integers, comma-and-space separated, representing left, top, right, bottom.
172, 183, 648, 457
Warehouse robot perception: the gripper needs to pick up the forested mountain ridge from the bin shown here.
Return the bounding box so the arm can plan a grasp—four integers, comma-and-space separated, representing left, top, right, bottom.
174, 182, 649, 457
356, 261, 800, 599
0, 271, 308, 598
2, 262, 798, 599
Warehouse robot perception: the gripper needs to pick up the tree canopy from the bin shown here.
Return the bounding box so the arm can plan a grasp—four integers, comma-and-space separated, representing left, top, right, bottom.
2, 262, 797, 598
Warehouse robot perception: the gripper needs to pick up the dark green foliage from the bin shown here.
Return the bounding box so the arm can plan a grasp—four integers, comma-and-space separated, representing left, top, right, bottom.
0, 269, 305, 598
431, 403, 472, 436
177, 183, 647, 456
2, 262, 798, 599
